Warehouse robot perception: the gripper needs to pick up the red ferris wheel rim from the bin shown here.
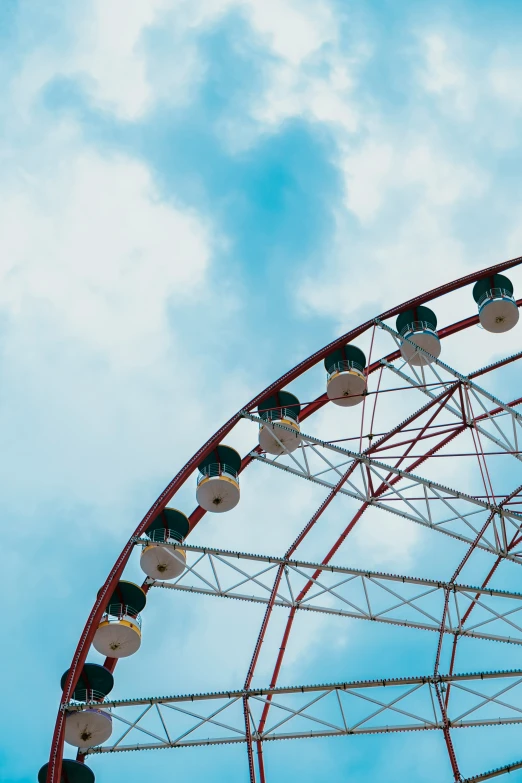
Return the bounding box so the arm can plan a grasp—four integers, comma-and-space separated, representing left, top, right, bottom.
46, 254, 522, 783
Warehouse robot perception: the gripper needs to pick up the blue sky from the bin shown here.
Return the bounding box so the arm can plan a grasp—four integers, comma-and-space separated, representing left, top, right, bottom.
3, 0, 522, 781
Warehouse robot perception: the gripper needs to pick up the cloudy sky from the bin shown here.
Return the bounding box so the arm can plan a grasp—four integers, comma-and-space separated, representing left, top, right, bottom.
3, 1, 522, 781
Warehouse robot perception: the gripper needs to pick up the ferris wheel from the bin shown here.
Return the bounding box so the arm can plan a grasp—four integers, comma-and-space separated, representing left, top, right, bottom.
41, 257, 522, 783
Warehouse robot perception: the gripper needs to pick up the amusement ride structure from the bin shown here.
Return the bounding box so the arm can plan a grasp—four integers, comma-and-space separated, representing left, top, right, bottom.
41, 258, 522, 782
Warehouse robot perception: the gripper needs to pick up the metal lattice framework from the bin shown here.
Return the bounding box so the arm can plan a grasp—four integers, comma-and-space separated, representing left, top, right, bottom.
144, 544, 522, 644
70, 670, 522, 750
46, 257, 522, 783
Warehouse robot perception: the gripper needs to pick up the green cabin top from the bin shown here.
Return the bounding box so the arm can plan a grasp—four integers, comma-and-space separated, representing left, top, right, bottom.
324, 345, 366, 374
146, 507, 189, 540
396, 306, 437, 334
198, 445, 242, 475
258, 391, 301, 421
39, 760, 95, 783
61, 662, 114, 700
473, 274, 514, 303
98, 580, 147, 614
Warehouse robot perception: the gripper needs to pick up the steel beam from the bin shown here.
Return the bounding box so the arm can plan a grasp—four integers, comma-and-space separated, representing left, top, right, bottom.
142, 543, 522, 644
77, 669, 522, 754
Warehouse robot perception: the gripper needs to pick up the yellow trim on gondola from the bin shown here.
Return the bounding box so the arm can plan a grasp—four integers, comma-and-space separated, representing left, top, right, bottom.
198, 474, 239, 488
328, 368, 366, 383
142, 544, 187, 557
98, 619, 141, 636
261, 416, 300, 432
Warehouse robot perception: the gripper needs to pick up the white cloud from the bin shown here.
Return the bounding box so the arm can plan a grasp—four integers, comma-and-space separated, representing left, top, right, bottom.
9, 0, 168, 122
0, 115, 224, 515
415, 31, 479, 121
250, 55, 360, 136
298, 203, 470, 328
0, 143, 210, 363
341, 133, 486, 225
168, 0, 363, 151
177, 0, 337, 65
415, 29, 522, 136
243, 0, 336, 65
420, 33, 466, 95
71, 0, 167, 119
489, 49, 522, 112
341, 140, 394, 222
10, 0, 344, 124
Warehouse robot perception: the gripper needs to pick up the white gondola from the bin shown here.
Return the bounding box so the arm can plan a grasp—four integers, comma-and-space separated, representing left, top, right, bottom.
400, 324, 441, 365
396, 307, 441, 366
93, 604, 142, 658
196, 445, 241, 513
141, 508, 190, 579
60, 663, 114, 750
140, 539, 186, 580
196, 468, 240, 512
65, 708, 112, 748
473, 275, 519, 333
325, 345, 367, 406
258, 416, 300, 455
327, 366, 366, 406
93, 581, 146, 659
257, 391, 301, 455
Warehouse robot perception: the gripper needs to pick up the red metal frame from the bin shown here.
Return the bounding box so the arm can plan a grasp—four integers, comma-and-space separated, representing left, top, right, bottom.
251, 381, 522, 782
46, 256, 522, 783
252, 386, 464, 783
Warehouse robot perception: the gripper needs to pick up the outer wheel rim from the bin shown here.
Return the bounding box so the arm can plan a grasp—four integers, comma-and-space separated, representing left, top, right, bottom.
46, 255, 522, 783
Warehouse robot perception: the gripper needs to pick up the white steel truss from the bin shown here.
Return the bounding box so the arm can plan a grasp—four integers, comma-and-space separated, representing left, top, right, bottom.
375, 320, 522, 464
76, 669, 522, 754
240, 412, 522, 562
379, 358, 522, 466
140, 542, 522, 645
375, 319, 522, 422
463, 758, 522, 783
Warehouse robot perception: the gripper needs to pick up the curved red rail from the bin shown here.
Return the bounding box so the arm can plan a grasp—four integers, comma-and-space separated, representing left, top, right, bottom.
46, 255, 522, 782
